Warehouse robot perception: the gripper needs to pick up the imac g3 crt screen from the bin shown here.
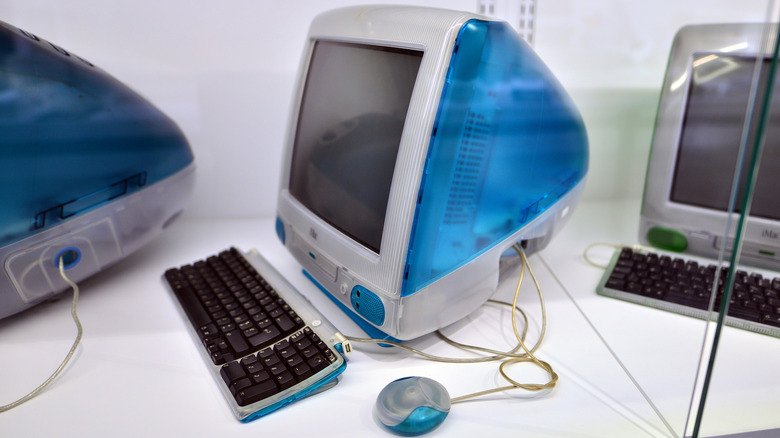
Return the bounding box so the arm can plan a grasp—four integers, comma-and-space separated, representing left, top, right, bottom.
287, 40, 423, 254
671, 54, 780, 220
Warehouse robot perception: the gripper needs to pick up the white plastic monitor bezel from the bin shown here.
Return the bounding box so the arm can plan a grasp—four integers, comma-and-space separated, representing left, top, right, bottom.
276, 6, 484, 301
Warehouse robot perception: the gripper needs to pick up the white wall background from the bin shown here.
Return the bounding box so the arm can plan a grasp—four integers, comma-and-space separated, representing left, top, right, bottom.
1, 1, 772, 219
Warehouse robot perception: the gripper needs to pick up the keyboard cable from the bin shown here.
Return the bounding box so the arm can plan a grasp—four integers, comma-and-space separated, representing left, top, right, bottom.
0, 255, 84, 413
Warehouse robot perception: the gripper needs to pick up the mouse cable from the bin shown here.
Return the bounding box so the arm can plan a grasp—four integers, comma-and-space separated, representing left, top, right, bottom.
0, 256, 84, 413
583, 242, 656, 269
583, 242, 622, 269
436, 298, 530, 359
450, 245, 557, 402
346, 248, 539, 362
347, 299, 532, 364
346, 244, 558, 402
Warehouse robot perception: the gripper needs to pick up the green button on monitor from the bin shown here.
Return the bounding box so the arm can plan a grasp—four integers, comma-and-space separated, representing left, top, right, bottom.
646, 226, 688, 252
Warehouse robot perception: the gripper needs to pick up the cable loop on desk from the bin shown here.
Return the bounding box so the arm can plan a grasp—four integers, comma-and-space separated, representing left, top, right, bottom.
346, 244, 559, 404
583, 242, 622, 269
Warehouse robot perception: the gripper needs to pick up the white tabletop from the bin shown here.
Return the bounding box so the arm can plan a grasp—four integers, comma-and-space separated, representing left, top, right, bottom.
2, 198, 778, 437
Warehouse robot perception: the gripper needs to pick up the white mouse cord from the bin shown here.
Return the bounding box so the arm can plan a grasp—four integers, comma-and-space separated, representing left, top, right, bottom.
346, 297, 539, 363
435, 299, 529, 357
345, 335, 520, 363
583, 242, 654, 269
451, 245, 558, 403
514, 246, 548, 353
347, 244, 558, 402
0, 257, 83, 413
583, 242, 622, 269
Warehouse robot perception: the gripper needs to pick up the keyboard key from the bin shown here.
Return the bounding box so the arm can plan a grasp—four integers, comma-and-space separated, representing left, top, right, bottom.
727, 306, 760, 322
220, 362, 246, 385
230, 378, 253, 396
249, 369, 272, 385
291, 363, 313, 381
167, 277, 211, 327
247, 326, 282, 348
235, 380, 279, 406
224, 330, 250, 356
275, 371, 296, 390
308, 354, 328, 373
762, 314, 780, 327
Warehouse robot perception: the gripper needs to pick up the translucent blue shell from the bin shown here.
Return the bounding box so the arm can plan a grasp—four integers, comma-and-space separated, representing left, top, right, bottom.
403, 20, 588, 296
0, 21, 193, 247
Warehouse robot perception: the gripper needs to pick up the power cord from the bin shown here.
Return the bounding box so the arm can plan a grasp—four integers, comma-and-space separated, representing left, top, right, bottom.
346, 243, 558, 403
583, 242, 654, 269
583, 242, 623, 269
0, 256, 84, 413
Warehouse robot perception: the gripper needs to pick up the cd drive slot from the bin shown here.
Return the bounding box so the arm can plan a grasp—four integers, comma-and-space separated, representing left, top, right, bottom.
291, 232, 338, 281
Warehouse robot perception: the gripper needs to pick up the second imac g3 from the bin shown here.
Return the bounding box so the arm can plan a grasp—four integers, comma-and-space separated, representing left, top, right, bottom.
641, 23, 780, 271
276, 6, 589, 340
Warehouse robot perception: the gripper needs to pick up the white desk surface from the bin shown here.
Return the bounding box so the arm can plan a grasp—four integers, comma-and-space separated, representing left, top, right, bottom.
2, 199, 779, 437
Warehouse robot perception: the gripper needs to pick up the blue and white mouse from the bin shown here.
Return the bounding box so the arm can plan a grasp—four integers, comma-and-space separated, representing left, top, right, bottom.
375, 376, 451, 435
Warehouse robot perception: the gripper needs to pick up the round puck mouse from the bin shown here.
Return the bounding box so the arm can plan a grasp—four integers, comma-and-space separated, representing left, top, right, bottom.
375, 376, 451, 435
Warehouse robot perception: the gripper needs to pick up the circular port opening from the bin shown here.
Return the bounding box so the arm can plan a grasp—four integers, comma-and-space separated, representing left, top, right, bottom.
54, 247, 82, 270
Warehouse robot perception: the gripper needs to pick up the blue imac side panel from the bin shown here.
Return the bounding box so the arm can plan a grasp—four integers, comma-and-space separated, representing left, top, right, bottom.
0, 21, 194, 247
404, 20, 588, 296
0, 20, 195, 319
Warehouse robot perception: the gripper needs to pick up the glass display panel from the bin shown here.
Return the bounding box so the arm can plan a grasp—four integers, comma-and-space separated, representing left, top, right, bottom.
691, 18, 780, 437
587, 15, 780, 438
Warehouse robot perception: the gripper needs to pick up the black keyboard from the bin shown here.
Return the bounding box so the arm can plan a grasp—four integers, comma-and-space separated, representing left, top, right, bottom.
597, 246, 780, 338
163, 247, 348, 422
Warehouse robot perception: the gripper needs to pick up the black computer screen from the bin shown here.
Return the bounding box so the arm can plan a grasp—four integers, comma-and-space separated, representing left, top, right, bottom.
288, 40, 422, 253
671, 54, 780, 220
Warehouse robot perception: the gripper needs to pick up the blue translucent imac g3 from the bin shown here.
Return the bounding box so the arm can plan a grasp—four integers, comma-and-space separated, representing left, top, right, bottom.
0, 21, 195, 319
276, 6, 588, 340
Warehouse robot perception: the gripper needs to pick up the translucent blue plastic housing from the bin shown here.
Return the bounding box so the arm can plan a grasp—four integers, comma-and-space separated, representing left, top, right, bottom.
0, 21, 194, 247
403, 20, 588, 296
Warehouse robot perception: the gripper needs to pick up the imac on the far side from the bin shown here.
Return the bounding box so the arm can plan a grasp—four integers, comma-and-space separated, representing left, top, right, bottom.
0, 20, 195, 320
275, 6, 589, 341
641, 23, 780, 271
